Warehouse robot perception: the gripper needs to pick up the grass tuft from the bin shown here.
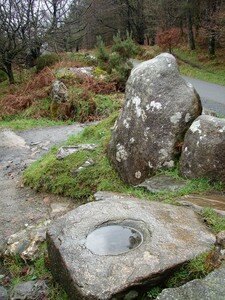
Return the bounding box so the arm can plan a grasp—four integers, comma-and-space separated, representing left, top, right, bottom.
202, 208, 225, 233
1, 244, 68, 299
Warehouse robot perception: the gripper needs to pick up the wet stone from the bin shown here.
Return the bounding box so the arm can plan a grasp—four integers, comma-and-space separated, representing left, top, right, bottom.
86, 225, 143, 255
178, 193, 225, 216
137, 175, 187, 193
47, 192, 215, 300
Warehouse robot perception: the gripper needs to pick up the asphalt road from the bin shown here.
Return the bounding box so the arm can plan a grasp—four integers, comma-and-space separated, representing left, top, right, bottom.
131, 59, 225, 115
182, 76, 225, 116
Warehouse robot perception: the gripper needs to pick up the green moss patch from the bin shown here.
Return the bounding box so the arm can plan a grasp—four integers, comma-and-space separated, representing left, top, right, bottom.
23, 115, 221, 202
0, 117, 67, 131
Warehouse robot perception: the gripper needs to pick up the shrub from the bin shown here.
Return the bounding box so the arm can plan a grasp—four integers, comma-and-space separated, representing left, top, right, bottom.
96, 36, 110, 71
96, 32, 139, 90
112, 31, 139, 60
0, 70, 7, 82
36, 53, 60, 72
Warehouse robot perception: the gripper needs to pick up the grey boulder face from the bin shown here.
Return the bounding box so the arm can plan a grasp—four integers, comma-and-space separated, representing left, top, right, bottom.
51, 80, 68, 103
180, 115, 225, 183
156, 264, 225, 300
108, 53, 202, 185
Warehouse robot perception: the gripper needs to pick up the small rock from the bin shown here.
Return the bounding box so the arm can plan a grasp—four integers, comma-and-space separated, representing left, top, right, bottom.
217, 231, 225, 249
5, 220, 51, 260
30, 141, 41, 146
137, 175, 187, 193
10, 280, 48, 300
56, 144, 97, 159
50, 202, 70, 218
43, 197, 51, 205
0, 286, 8, 300
71, 159, 95, 176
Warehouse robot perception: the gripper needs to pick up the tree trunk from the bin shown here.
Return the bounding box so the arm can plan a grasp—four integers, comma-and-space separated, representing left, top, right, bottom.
5, 62, 15, 84
186, 0, 195, 50
150, 34, 156, 46
209, 30, 216, 56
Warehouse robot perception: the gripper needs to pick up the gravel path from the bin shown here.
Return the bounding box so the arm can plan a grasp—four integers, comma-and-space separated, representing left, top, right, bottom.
0, 123, 90, 251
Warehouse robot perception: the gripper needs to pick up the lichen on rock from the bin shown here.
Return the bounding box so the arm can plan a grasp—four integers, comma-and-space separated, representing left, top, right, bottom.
108, 53, 202, 185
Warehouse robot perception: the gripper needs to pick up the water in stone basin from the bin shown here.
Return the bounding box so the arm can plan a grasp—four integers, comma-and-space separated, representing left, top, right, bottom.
86, 225, 143, 255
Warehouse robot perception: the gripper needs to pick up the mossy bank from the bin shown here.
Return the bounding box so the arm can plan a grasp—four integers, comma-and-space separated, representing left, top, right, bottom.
23, 114, 222, 202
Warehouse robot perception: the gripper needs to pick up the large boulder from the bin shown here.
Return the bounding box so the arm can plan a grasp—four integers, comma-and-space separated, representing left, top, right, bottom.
180, 115, 225, 183
108, 53, 202, 185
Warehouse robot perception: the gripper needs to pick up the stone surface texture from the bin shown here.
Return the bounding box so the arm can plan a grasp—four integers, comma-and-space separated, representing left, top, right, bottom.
10, 280, 48, 300
5, 220, 50, 260
51, 80, 68, 103
178, 193, 225, 216
217, 231, 225, 249
108, 53, 202, 185
180, 115, 225, 183
0, 286, 8, 300
156, 264, 225, 300
56, 144, 97, 159
47, 192, 215, 300
137, 175, 187, 193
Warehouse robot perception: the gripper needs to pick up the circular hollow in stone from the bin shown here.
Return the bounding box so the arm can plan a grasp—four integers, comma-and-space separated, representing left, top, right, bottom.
85, 225, 143, 255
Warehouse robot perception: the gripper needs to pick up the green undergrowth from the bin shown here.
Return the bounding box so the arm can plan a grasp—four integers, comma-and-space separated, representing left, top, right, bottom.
174, 48, 225, 86
23, 114, 222, 202
202, 208, 225, 233
0, 117, 68, 131
179, 63, 225, 86
66, 87, 122, 122
1, 244, 68, 300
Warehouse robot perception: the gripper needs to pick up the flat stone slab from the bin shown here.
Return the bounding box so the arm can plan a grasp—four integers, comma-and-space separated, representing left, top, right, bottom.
178, 193, 225, 216
137, 175, 187, 193
0, 129, 28, 148
56, 144, 97, 159
156, 264, 225, 300
47, 192, 215, 300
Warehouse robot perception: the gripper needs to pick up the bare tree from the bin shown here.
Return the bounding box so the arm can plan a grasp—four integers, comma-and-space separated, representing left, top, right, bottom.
0, 0, 37, 83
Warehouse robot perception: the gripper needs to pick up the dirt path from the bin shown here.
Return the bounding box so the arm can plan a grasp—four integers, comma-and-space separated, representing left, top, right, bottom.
0, 123, 89, 251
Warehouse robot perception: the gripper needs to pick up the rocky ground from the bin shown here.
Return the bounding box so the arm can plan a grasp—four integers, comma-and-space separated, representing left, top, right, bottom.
0, 123, 89, 253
